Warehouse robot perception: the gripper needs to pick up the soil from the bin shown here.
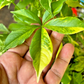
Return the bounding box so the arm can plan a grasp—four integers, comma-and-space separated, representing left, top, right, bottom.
0, 0, 19, 27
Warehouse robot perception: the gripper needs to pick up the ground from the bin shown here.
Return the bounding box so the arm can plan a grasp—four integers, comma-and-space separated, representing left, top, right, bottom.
0, 0, 19, 27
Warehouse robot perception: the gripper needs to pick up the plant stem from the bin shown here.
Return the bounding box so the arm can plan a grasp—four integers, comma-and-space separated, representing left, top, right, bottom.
12, 2, 20, 10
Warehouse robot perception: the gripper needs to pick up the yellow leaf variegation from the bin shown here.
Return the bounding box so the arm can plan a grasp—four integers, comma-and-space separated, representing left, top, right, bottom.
29, 28, 53, 82
0, 0, 14, 9
44, 17, 84, 34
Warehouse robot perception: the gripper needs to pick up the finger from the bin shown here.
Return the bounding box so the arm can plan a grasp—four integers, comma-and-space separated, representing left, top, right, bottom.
7, 28, 52, 58
7, 29, 37, 57
24, 51, 33, 61
43, 31, 64, 75
8, 43, 29, 57
0, 63, 9, 84
44, 43, 74, 84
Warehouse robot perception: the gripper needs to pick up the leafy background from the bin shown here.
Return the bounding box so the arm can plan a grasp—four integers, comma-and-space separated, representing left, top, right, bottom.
0, 0, 84, 84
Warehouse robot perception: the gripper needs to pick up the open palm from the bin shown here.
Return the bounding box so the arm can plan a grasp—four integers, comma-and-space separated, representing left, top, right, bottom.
0, 30, 74, 84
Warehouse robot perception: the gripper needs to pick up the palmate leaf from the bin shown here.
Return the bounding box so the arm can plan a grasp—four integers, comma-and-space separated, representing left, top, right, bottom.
29, 28, 53, 82
42, 0, 66, 24
11, 9, 41, 25
4, 25, 38, 50
42, 10, 53, 24
44, 17, 84, 34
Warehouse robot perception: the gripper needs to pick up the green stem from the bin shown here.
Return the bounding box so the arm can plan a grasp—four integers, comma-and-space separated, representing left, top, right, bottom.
12, 2, 20, 10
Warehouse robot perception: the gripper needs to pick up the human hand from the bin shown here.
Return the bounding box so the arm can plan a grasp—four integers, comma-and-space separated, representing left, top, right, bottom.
0, 30, 74, 84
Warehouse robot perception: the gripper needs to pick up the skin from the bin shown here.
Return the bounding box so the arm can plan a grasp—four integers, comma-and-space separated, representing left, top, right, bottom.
0, 30, 74, 84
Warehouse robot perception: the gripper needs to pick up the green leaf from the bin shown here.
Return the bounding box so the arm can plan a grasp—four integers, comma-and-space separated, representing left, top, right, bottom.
70, 78, 78, 84
8, 23, 30, 31
16, 0, 34, 9
42, 10, 53, 24
51, 0, 66, 16
0, 34, 7, 55
81, 80, 84, 84
0, 39, 4, 47
74, 47, 84, 56
31, 7, 38, 16
66, 0, 84, 8
0, 24, 9, 33
70, 56, 84, 71
29, 28, 53, 82
40, 0, 51, 13
0, 0, 14, 9
11, 9, 41, 25
0, 34, 8, 41
13, 14, 30, 24
67, 35, 79, 47
4, 26, 38, 50
61, 3, 72, 16
40, 0, 49, 10
44, 17, 84, 34
74, 73, 82, 84
61, 71, 71, 84
77, 33, 84, 46
74, 56, 84, 62
0, 39, 5, 55
70, 72, 82, 84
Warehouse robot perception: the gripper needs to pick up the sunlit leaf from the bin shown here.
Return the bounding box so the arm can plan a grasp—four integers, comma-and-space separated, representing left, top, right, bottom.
11, 9, 41, 25
44, 17, 84, 34
29, 28, 53, 82
51, 0, 66, 16
0, 0, 14, 9
8, 23, 30, 31
66, 0, 84, 8
5, 26, 38, 50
